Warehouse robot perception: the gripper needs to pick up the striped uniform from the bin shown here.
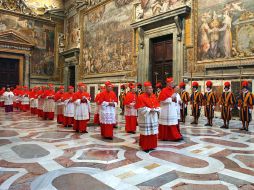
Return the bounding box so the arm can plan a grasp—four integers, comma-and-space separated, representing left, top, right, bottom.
238, 92, 253, 122
180, 91, 190, 118
203, 91, 217, 119
220, 92, 236, 121
190, 91, 203, 118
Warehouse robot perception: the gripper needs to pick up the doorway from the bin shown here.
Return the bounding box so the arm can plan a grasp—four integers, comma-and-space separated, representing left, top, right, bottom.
69, 66, 75, 90
0, 58, 19, 88
151, 34, 173, 87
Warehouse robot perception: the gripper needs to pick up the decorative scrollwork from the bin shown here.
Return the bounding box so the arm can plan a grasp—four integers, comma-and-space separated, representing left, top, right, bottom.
0, 0, 35, 16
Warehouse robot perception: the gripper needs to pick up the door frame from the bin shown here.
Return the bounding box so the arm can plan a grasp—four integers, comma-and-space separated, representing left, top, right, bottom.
137, 23, 184, 84
0, 53, 24, 86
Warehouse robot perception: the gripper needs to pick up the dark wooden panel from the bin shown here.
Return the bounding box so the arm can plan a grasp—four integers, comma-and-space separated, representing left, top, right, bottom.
0, 58, 19, 88
151, 35, 173, 87
90, 86, 95, 102
69, 66, 75, 91
113, 87, 119, 102
165, 40, 173, 61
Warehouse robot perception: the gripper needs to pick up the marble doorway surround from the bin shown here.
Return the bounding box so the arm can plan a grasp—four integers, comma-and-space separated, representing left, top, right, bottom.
131, 6, 191, 84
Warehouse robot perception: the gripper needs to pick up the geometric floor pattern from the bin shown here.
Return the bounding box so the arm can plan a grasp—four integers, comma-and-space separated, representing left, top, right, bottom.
0, 105, 254, 190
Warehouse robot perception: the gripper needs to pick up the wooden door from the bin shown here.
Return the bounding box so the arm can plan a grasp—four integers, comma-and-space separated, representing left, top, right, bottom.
0, 58, 19, 88
90, 86, 95, 102
69, 66, 75, 90
151, 35, 173, 87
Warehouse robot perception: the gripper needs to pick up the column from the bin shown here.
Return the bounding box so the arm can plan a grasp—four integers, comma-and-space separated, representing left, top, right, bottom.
24, 54, 30, 87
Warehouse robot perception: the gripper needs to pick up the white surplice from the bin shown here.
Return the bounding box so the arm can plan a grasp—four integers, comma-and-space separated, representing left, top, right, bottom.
99, 102, 117, 124
74, 99, 90, 120
138, 107, 160, 135
158, 94, 178, 126
63, 99, 75, 117
3, 92, 14, 105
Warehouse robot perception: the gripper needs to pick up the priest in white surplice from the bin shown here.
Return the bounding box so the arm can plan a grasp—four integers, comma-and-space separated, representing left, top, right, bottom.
158, 78, 182, 141
97, 81, 118, 139
3, 87, 14, 112
136, 81, 160, 152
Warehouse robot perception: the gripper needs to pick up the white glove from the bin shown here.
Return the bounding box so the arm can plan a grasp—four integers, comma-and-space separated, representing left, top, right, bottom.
212, 106, 215, 109
230, 108, 232, 111
237, 107, 240, 110
249, 109, 252, 113
184, 104, 187, 108
199, 106, 201, 109
219, 105, 222, 108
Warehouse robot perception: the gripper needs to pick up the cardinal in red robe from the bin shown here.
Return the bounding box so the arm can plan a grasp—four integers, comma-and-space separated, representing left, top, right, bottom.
62, 86, 75, 128
136, 81, 160, 152
158, 78, 182, 141
54, 86, 65, 124
94, 86, 105, 125
72, 83, 91, 133
124, 83, 137, 133
97, 81, 118, 139
42, 84, 55, 120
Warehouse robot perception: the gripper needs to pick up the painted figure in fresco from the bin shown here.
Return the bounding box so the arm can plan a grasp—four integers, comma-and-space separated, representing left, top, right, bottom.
198, 13, 211, 60
209, 11, 220, 59
219, 10, 232, 58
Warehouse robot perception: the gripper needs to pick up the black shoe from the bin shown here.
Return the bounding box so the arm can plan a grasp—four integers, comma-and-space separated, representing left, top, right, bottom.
204, 123, 210, 126
220, 125, 226, 128
144, 150, 150, 153
245, 128, 249, 131
240, 128, 245, 130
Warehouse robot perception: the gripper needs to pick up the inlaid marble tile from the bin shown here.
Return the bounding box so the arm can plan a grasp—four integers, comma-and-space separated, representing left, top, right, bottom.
0, 108, 254, 189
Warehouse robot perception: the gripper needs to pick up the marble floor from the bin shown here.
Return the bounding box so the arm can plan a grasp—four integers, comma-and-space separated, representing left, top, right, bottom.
0, 106, 254, 190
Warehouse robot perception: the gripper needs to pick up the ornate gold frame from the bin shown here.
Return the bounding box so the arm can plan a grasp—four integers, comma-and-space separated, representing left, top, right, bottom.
193, 0, 254, 69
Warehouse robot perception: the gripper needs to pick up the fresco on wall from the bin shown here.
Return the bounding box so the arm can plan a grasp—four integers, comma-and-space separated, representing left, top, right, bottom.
66, 14, 80, 50
134, 0, 190, 20
82, 1, 133, 75
0, 13, 55, 76
0, 0, 63, 16
198, 0, 254, 61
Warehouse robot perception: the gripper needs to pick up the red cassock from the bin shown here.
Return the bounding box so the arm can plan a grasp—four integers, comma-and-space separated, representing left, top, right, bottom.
136, 93, 160, 151
123, 92, 137, 133
62, 92, 75, 127
158, 87, 182, 141
29, 90, 38, 115
42, 90, 55, 120
72, 91, 91, 132
21, 90, 30, 112
97, 91, 118, 138
54, 91, 64, 124
0, 89, 5, 107
36, 90, 44, 117
94, 92, 101, 124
